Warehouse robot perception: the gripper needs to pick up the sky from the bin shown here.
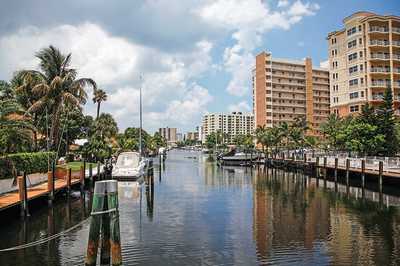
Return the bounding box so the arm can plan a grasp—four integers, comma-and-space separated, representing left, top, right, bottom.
0, 0, 399, 134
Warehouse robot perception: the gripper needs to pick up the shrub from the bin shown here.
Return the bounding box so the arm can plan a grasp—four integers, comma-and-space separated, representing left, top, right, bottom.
0, 152, 56, 179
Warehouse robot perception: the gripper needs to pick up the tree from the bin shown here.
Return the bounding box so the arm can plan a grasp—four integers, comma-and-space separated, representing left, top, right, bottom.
340, 119, 385, 156
255, 125, 267, 154
377, 85, 398, 156
93, 89, 107, 119
0, 99, 33, 154
93, 113, 118, 139
21, 45, 96, 150
0, 80, 14, 100
320, 114, 343, 150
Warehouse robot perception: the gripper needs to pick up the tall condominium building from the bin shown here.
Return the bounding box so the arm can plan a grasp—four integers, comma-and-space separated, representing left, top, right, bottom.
252, 51, 330, 134
201, 112, 254, 144
158, 127, 177, 144
327, 11, 400, 116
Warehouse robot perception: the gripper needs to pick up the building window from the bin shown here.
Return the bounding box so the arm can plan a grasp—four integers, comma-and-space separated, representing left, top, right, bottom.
350, 105, 359, 112
348, 52, 357, 61
347, 27, 357, 36
358, 25, 362, 31
349, 65, 358, 74
348, 39, 357, 48
359, 38, 362, 45
350, 92, 359, 99
359, 51, 363, 58
361, 91, 364, 97
360, 64, 363, 71
349, 79, 358, 86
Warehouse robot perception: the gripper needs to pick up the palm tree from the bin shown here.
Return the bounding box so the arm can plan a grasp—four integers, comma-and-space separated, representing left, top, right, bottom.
255, 125, 267, 154
21, 46, 96, 149
0, 99, 34, 154
93, 89, 107, 119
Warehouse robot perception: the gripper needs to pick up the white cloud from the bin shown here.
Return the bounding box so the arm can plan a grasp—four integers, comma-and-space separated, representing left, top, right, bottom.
319, 59, 329, 69
277, 0, 290, 8
196, 0, 319, 97
0, 23, 214, 132
228, 101, 251, 113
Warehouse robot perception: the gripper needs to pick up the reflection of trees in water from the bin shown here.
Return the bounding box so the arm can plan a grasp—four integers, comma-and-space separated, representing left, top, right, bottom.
252, 167, 400, 265
0, 194, 91, 265
203, 163, 253, 187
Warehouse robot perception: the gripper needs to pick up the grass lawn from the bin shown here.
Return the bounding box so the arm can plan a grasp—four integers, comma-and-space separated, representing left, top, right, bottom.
63, 161, 98, 171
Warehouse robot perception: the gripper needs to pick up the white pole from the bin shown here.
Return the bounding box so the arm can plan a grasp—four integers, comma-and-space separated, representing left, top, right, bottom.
139, 75, 143, 159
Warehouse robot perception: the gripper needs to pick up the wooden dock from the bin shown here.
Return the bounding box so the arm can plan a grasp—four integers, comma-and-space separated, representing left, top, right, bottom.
0, 165, 103, 213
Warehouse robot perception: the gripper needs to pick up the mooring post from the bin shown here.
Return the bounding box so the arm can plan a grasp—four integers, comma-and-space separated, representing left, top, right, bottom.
334, 157, 338, 183
80, 165, 85, 192
107, 181, 122, 266
48, 161, 55, 203
85, 181, 106, 266
18, 172, 29, 217
346, 158, 350, 186
67, 168, 72, 194
323, 157, 327, 179
100, 191, 111, 265
89, 164, 93, 189
361, 159, 366, 189
316, 157, 320, 178
379, 161, 383, 195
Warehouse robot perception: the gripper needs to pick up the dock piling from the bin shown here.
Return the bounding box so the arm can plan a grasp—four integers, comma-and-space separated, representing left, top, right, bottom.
18, 172, 29, 217
346, 158, 350, 186
67, 168, 72, 194
80, 166, 85, 192
379, 161, 383, 195
323, 157, 327, 179
85, 180, 121, 266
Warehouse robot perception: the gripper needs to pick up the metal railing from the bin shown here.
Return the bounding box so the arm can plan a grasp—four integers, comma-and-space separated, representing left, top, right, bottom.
370, 40, 390, 46
369, 26, 389, 33
371, 67, 391, 73
370, 53, 390, 59
371, 81, 391, 86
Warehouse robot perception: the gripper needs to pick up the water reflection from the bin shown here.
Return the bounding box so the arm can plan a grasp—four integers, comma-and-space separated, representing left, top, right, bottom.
1, 151, 400, 265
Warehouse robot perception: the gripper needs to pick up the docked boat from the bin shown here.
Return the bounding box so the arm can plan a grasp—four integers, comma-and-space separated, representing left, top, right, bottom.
112, 151, 146, 181
217, 150, 259, 166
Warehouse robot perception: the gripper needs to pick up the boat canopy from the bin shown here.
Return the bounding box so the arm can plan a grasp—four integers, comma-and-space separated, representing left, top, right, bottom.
116, 152, 140, 168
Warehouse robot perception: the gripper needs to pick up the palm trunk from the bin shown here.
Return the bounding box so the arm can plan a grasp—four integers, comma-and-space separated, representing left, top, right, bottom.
50, 105, 62, 150
97, 102, 101, 119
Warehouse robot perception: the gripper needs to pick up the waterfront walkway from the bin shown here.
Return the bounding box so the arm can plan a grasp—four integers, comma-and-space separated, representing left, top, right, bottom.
0, 167, 102, 211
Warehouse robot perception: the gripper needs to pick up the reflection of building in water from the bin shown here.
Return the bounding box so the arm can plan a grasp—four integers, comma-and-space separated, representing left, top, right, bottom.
252, 169, 331, 263
252, 168, 400, 265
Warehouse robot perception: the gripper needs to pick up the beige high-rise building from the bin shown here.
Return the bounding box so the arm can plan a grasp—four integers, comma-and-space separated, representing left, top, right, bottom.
158, 127, 177, 144
201, 112, 254, 144
252, 51, 330, 134
327, 11, 400, 117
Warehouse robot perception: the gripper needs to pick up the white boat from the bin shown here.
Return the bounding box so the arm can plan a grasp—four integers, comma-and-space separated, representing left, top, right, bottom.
112, 151, 146, 181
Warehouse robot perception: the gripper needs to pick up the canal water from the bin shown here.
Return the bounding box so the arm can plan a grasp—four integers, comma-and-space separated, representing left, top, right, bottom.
1, 150, 400, 265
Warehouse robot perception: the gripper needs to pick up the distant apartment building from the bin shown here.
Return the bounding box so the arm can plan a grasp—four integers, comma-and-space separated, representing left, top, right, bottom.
186, 132, 199, 141
158, 127, 177, 144
252, 51, 330, 134
327, 11, 400, 116
176, 133, 183, 142
201, 112, 254, 143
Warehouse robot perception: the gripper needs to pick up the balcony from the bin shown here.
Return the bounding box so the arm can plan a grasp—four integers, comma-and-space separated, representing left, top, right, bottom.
394, 68, 400, 74
394, 54, 400, 60
370, 53, 390, 60
372, 94, 384, 100
393, 40, 400, 47
393, 27, 400, 34
370, 39, 390, 46
369, 26, 389, 33
370, 67, 391, 73
371, 81, 391, 87
395, 82, 400, 88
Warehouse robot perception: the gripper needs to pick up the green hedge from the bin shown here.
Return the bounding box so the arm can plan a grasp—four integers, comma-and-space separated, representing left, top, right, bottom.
0, 152, 56, 180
